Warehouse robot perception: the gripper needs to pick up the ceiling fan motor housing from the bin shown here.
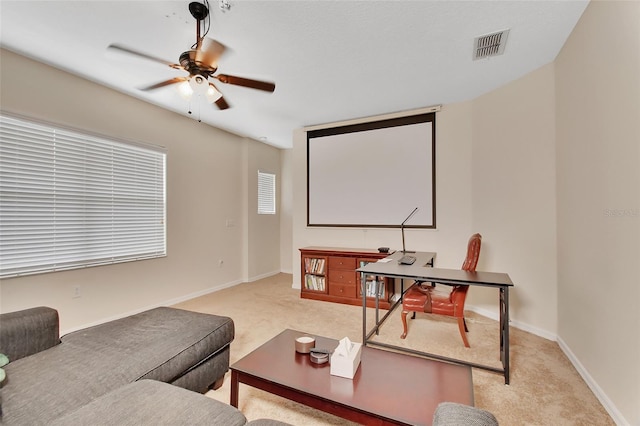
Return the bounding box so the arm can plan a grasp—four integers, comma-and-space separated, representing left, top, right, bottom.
179, 50, 217, 76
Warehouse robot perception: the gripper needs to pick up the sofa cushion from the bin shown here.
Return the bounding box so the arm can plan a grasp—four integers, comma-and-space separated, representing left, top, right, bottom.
2, 307, 233, 425
49, 380, 247, 426
247, 420, 294, 426
60, 307, 234, 384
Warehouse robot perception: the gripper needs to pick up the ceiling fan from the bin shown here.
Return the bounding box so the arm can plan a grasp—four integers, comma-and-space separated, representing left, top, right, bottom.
108, 0, 275, 111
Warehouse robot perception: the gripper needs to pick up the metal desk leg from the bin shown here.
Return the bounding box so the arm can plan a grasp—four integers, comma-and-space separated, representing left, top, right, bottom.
500, 286, 510, 384
375, 279, 380, 335
362, 271, 367, 344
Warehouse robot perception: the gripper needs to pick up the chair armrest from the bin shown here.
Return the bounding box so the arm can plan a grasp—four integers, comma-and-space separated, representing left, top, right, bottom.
0, 306, 60, 362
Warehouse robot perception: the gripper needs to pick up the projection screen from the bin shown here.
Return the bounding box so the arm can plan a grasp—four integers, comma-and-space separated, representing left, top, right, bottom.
307, 112, 435, 228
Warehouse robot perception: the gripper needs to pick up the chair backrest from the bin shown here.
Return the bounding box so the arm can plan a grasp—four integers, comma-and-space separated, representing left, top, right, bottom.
461, 233, 482, 272
450, 233, 482, 309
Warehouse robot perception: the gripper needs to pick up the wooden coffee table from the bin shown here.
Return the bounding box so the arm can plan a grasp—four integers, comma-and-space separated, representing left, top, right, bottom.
230, 329, 474, 425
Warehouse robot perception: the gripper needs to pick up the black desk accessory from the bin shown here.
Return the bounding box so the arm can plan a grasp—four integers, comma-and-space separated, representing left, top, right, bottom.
398, 255, 417, 265
400, 207, 418, 254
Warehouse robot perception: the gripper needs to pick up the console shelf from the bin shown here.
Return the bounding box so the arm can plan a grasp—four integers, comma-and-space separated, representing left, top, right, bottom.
299, 247, 394, 309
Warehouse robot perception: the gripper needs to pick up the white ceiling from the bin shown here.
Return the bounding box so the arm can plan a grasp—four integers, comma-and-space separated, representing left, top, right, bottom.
0, 0, 588, 149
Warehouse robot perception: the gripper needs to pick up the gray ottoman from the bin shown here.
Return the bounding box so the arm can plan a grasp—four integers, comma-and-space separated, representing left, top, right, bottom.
60, 307, 234, 392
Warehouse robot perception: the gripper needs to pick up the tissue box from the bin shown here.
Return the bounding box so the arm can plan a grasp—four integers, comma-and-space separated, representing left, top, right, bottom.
330, 337, 362, 379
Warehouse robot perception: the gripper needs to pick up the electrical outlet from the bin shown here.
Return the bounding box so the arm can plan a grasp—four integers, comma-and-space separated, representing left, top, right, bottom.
73, 286, 81, 299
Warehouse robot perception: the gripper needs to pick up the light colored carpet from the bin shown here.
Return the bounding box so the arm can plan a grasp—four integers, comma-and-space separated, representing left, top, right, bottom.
173, 273, 613, 425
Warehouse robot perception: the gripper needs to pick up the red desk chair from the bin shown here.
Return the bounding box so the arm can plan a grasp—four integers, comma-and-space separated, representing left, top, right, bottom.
400, 233, 482, 347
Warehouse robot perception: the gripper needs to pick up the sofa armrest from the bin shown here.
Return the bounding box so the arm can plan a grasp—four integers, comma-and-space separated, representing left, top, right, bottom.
0, 306, 60, 362
433, 402, 498, 426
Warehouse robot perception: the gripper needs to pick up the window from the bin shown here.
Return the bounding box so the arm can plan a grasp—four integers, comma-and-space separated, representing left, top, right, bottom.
257, 171, 276, 215
0, 113, 166, 278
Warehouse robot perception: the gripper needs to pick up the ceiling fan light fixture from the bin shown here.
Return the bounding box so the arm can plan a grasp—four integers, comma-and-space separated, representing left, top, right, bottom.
189, 74, 209, 94
178, 81, 194, 98
206, 84, 222, 103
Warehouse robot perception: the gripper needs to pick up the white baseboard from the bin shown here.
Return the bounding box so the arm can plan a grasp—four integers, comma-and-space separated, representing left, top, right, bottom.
247, 270, 281, 282
161, 279, 244, 305
466, 304, 557, 341
557, 336, 629, 426
62, 271, 290, 334
60, 278, 243, 335
467, 304, 628, 425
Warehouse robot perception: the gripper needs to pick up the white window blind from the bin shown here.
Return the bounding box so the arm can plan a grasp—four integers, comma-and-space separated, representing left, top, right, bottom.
257, 171, 276, 215
0, 113, 166, 278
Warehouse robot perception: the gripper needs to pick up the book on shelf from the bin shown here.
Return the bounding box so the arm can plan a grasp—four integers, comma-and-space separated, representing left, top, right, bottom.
363, 280, 385, 298
305, 257, 326, 275
305, 274, 325, 291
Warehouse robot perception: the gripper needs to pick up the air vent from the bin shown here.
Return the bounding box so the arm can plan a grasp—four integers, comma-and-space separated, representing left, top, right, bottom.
473, 29, 510, 60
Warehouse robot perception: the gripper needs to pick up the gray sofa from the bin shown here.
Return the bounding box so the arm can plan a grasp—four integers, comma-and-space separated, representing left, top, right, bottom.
0, 306, 288, 426
433, 402, 499, 426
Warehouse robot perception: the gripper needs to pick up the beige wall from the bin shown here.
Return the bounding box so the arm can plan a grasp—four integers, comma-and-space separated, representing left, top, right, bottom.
279, 148, 294, 275
555, 1, 640, 425
246, 139, 281, 281
470, 63, 558, 337
0, 49, 282, 332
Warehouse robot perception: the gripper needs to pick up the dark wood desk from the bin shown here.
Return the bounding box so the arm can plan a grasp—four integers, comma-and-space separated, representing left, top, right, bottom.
230, 329, 474, 425
358, 251, 514, 384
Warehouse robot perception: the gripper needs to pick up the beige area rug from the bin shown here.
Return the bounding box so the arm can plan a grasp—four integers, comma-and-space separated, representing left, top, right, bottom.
173, 273, 613, 425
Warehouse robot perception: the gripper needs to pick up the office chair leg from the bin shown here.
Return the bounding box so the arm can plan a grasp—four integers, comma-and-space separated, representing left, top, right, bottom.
458, 317, 470, 348
401, 310, 409, 339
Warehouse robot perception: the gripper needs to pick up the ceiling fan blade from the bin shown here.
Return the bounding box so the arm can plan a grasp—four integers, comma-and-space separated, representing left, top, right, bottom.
215, 96, 231, 110
215, 74, 276, 92
195, 38, 227, 69
108, 43, 181, 69
139, 77, 189, 91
